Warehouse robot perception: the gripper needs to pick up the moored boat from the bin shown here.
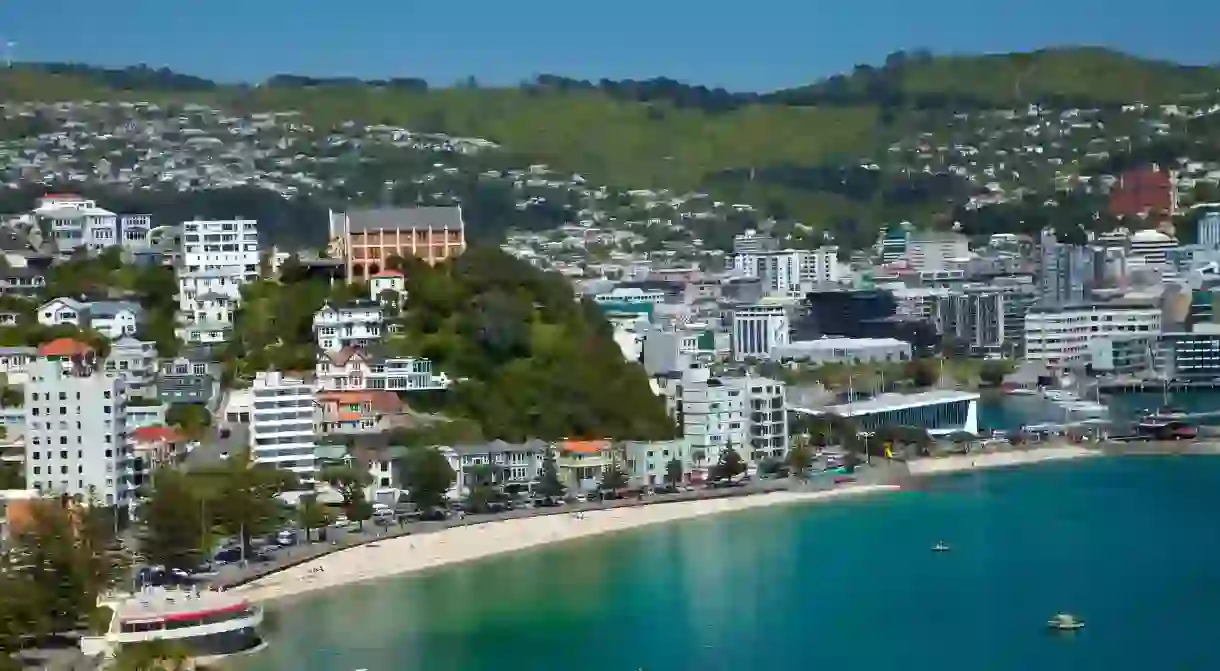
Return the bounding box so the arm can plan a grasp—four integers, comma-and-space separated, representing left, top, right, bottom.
81, 587, 264, 661
1046, 613, 1084, 630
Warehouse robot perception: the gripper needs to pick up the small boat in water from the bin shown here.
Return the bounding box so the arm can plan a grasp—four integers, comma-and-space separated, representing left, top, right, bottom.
932, 541, 951, 552
1046, 613, 1085, 630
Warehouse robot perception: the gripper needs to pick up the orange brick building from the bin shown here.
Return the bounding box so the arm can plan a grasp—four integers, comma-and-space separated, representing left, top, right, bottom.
327, 206, 467, 282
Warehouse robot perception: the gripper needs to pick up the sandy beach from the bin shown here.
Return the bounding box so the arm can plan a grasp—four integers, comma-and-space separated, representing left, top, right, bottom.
907, 445, 1100, 476
235, 484, 900, 603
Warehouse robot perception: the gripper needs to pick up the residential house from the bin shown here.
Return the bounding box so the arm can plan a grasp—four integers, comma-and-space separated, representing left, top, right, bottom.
448, 440, 548, 497
104, 338, 158, 399
86, 301, 145, 340
312, 300, 384, 353
37, 297, 88, 329
315, 347, 449, 392
555, 440, 618, 492
0, 311, 21, 327
369, 270, 407, 307
130, 426, 186, 490
624, 439, 691, 488
156, 350, 219, 405
0, 267, 46, 297
0, 346, 37, 386
315, 390, 406, 437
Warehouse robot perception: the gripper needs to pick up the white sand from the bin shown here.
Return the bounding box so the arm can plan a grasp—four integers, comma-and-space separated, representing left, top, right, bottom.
235, 484, 900, 603
907, 445, 1100, 476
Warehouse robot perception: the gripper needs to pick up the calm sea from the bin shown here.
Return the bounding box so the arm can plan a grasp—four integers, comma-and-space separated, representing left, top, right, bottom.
235, 457, 1220, 671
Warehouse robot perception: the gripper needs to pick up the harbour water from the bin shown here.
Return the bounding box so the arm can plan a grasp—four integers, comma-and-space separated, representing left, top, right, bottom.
236, 457, 1220, 671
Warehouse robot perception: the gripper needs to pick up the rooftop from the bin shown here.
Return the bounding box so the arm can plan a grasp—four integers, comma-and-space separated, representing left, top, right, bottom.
812, 390, 981, 415
344, 206, 463, 233
114, 587, 252, 623
37, 338, 93, 358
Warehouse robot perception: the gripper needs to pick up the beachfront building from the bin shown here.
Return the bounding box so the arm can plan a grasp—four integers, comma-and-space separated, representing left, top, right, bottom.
556, 440, 619, 492
623, 439, 691, 487
314, 390, 404, 437
792, 390, 981, 437
249, 371, 318, 481
447, 440, 549, 498
1024, 302, 1161, 369
22, 339, 131, 507
327, 205, 467, 282
655, 367, 789, 474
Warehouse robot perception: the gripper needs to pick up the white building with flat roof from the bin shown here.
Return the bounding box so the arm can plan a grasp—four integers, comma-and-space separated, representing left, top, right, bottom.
249, 371, 318, 481
793, 390, 980, 436
1024, 303, 1161, 369
731, 247, 841, 298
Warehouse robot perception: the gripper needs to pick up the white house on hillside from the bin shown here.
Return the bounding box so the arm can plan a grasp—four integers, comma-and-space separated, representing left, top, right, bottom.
312, 301, 384, 353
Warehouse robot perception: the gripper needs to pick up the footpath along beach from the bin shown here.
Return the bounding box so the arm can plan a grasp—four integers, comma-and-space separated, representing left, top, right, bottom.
234, 484, 900, 603
907, 445, 1101, 476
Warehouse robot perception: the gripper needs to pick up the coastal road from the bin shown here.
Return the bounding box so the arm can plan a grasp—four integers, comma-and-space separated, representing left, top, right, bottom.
211, 465, 902, 590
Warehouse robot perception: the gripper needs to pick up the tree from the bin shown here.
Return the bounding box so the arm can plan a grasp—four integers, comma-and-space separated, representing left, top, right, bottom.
465, 485, 498, 513
710, 447, 746, 483
599, 463, 629, 492
139, 469, 206, 572
905, 358, 940, 388
0, 462, 22, 489
398, 447, 455, 509
166, 403, 212, 441
786, 443, 814, 480
297, 494, 332, 542
190, 452, 296, 553
536, 449, 565, 500
979, 359, 1011, 387
664, 458, 684, 487
348, 500, 374, 530
11, 498, 122, 636
111, 640, 191, 671
320, 464, 373, 507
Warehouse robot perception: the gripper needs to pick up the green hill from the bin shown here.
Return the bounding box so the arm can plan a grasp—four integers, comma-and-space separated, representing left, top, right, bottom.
1, 47, 1215, 244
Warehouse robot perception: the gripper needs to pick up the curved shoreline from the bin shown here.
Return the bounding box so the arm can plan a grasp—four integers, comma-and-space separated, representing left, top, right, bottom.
234, 484, 900, 603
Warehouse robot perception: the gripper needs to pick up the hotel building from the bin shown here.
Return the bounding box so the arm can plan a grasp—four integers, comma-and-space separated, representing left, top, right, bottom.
327, 206, 466, 282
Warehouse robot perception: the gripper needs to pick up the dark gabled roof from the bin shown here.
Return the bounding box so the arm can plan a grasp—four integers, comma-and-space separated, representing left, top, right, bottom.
345, 206, 463, 233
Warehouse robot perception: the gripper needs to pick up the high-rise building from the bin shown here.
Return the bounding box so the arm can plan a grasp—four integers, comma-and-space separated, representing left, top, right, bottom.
905, 232, 970, 271
176, 219, 260, 344
732, 229, 779, 254
327, 206, 466, 282
1024, 303, 1161, 369
23, 338, 130, 507
1038, 230, 1095, 306
731, 302, 790, 361
249, 371, 318, 481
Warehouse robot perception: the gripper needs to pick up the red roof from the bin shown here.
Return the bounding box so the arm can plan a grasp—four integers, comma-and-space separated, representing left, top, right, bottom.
37, 338, 93, 358
371, 270, 405, 278
133, 426, 184, 444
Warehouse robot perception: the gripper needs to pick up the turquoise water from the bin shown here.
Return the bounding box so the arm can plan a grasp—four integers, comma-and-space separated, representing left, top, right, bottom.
237, 458, 1220, 671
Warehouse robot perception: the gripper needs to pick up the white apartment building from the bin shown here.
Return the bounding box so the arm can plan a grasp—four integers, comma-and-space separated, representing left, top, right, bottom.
731, 247, 840, 298
315, 348, 449, 392
731, 302, 790, 361
32, 195, 118, 253
1024, 303, 1161, 369
1128, 229, 1179, 266
23, 339, 131, 507
176, 219, 260, 343
249, 371, 318, 481
659, 367, 789, 471
313, 301, 385, 353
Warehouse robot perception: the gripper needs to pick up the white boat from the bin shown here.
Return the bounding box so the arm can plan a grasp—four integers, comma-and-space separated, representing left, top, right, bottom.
81, 587, 264, 660
932, 542, 951, 552
1046, 613, 1085, 630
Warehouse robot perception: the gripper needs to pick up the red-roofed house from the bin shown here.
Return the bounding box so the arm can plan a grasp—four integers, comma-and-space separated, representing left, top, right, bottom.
37, 337, 94, 359
132, 426, 188, 484
369, 270, 407, 307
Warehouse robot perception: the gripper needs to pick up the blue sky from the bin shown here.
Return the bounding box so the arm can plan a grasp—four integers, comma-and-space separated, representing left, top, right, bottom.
2, 0, 1217, 91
